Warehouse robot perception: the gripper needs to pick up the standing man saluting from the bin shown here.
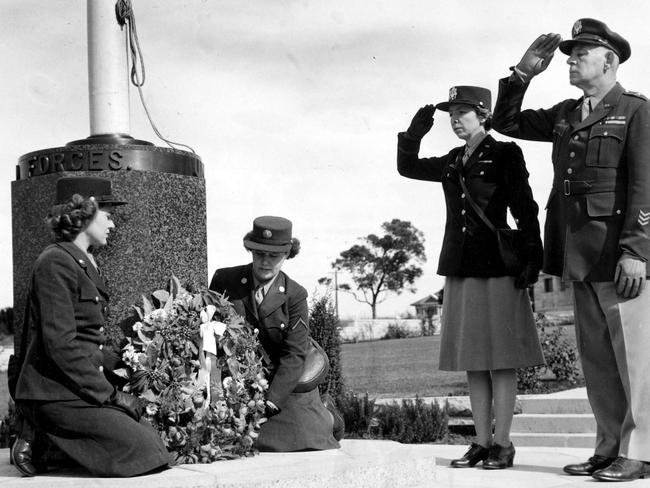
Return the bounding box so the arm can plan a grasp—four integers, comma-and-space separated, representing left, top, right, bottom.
493, 18, 650, 482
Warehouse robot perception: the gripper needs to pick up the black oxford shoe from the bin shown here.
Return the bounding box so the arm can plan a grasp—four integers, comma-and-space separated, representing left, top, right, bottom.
563, 454, 615, 476
450, 443, 490, 468
591, 456, 650, 482
10, 437, 38, 477
483, 442, 515, 469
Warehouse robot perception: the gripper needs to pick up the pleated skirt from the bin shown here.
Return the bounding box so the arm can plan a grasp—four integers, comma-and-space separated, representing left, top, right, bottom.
439, 276, 545, 371
256, 388, 340, 452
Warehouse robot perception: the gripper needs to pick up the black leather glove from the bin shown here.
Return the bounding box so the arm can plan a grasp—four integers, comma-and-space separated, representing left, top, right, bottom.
406, 105, 435, 140
264, 400, 281, 419
109, 390, 143, 421
514, 263, 540, 289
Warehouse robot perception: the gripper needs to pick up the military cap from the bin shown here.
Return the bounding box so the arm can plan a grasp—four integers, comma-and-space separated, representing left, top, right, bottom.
559, 18, 631, 63
55, 176, 127, 206
435, 86, 492, 112
243, 216, 293, 253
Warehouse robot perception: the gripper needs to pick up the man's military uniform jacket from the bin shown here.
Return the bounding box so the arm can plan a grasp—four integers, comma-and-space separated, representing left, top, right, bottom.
16, 242, 120, 405
397, 133, 543, 277
493, 79, 650, 281
209, 264, 309, 410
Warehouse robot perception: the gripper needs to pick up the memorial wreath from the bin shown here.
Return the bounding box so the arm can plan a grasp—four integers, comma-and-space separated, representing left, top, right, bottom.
119, 276, 268, 464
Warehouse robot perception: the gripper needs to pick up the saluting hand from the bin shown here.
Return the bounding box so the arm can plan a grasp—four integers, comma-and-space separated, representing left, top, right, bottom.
406, 104, 435, 140
516, 33, 562, 80
614, 256, 646, 299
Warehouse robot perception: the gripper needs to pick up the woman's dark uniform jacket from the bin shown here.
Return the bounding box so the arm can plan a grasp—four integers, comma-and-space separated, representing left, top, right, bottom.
209, 263, 309, 409
15, 241, 169, 477
397, 133, 543, 276
17, 242, 118, 403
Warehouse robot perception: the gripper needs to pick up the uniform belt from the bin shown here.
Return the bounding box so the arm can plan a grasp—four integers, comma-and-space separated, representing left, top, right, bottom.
561, 180, 623, 196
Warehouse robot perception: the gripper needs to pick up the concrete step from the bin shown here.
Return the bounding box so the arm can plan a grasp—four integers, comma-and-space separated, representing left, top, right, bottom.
518, 397, 592, 414
511, 432, 596, 448
511, 413, 596, 434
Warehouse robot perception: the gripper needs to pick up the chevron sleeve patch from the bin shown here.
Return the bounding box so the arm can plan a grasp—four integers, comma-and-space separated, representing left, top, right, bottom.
638, 210, 650, 226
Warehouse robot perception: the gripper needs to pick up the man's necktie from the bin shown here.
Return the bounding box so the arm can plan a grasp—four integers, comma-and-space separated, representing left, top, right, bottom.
581, 97, 593, 121
462, 146, 470, 165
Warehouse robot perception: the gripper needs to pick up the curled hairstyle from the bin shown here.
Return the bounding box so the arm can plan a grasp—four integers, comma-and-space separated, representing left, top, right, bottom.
243, 233, 301, 260
476, 106, 493, 131
46, 194, 98, 242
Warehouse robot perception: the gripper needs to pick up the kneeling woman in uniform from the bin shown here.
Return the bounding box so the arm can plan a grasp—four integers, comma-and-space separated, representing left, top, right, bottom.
11, 177, 170, 477
397, 86, 544, 469
209, 215, 343, 452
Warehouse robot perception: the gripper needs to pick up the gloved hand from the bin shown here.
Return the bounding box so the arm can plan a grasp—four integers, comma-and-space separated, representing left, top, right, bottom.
264, 400, 281, 419
615, 255, 646, 298
515, 263, 540, 289
109, 389, 143, 421
515, 33, 562, 80
406, 105, 435, 140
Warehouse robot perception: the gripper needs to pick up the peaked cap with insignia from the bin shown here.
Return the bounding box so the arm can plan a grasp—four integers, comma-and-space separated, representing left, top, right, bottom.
435, 86, 492, 112
243, 215, 293, 253
559, 18, 631, 63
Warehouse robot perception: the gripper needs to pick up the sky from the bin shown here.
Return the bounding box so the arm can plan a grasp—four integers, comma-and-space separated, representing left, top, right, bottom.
2, 0, 650, 319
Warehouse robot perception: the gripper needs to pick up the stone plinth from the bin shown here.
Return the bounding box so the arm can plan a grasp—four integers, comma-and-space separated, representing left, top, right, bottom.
11, 142, 206, 349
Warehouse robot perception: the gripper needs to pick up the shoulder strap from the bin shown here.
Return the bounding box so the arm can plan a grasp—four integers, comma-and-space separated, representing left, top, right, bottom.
458, 174, 498, 234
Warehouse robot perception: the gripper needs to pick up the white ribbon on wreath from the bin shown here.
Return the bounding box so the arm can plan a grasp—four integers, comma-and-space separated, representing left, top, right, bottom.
198, 304, 227, 405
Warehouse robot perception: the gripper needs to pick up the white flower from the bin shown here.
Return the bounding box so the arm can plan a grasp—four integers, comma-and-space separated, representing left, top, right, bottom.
132, 322, 143, 332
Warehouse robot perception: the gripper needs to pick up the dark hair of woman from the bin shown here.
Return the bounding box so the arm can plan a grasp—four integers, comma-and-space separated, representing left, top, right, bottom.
476, 106, 493, 131
46, 194, 97, 242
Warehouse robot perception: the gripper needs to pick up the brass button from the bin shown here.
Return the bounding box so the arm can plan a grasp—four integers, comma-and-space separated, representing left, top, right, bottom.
99, 326, 104, 333
567, 168, 573, 174
461, 209, 466, 215
98, 366, 104, 372
574, 135, 579, 141
461, 226, 466, 233
616, 209, 622, 215
479, 171, 484, 175
280, 323, 285, 329
569, 152, 575, 158
99, 344, 103, 350
603, 131, 609, 136
461, 193, 466, 199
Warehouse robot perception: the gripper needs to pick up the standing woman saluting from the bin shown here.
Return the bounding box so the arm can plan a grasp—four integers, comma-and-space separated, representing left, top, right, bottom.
396, 86, 544, 469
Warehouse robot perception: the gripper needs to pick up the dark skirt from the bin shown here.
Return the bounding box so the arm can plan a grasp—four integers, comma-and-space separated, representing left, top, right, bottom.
439, 276, 545, 371
22, 399, 170, 477
256, 388, 340, 452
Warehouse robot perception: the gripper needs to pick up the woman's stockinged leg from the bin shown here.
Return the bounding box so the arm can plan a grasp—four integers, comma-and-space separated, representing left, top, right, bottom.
491, 368, 517, 446
467, 370, 493, 447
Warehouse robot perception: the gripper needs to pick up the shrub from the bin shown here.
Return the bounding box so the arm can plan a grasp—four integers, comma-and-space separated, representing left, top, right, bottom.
0, 307, 14, 337
382, 322, 415, 340
338, 390, 448, 443
517, 313, 580, 392
309, 294, 343, 399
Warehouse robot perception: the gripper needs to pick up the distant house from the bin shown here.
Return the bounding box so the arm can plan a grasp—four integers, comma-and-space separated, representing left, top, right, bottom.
531, 272, 574, 313
410, 292, 443, 334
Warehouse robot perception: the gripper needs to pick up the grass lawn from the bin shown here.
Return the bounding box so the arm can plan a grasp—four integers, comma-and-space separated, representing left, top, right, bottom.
340, 327, 581, 399
341, 336, 469, 399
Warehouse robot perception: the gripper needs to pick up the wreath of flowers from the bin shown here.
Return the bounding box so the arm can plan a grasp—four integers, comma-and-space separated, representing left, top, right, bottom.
119, 276, 269, 464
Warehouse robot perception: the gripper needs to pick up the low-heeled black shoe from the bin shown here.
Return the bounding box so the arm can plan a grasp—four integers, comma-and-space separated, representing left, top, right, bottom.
321, 393, 345, 441
11, 437, 38, 477
563, 454, 615, 476
483, 442, 515, 469
450, 443, 490, 468
591, 456, 650, 482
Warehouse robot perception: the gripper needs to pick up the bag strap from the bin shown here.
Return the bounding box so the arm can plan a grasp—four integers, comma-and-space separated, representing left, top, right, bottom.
457, 170, 499, 235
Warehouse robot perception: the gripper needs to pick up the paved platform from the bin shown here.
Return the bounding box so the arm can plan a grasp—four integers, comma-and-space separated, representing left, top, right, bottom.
1, 440, 649, 487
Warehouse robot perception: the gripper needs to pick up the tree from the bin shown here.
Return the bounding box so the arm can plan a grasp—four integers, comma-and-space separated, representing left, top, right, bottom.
321, 219, 426, 319
309, 294, 343, 400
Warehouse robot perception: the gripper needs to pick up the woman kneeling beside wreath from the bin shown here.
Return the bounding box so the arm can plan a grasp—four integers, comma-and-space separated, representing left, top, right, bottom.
209, 215, 344, 452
